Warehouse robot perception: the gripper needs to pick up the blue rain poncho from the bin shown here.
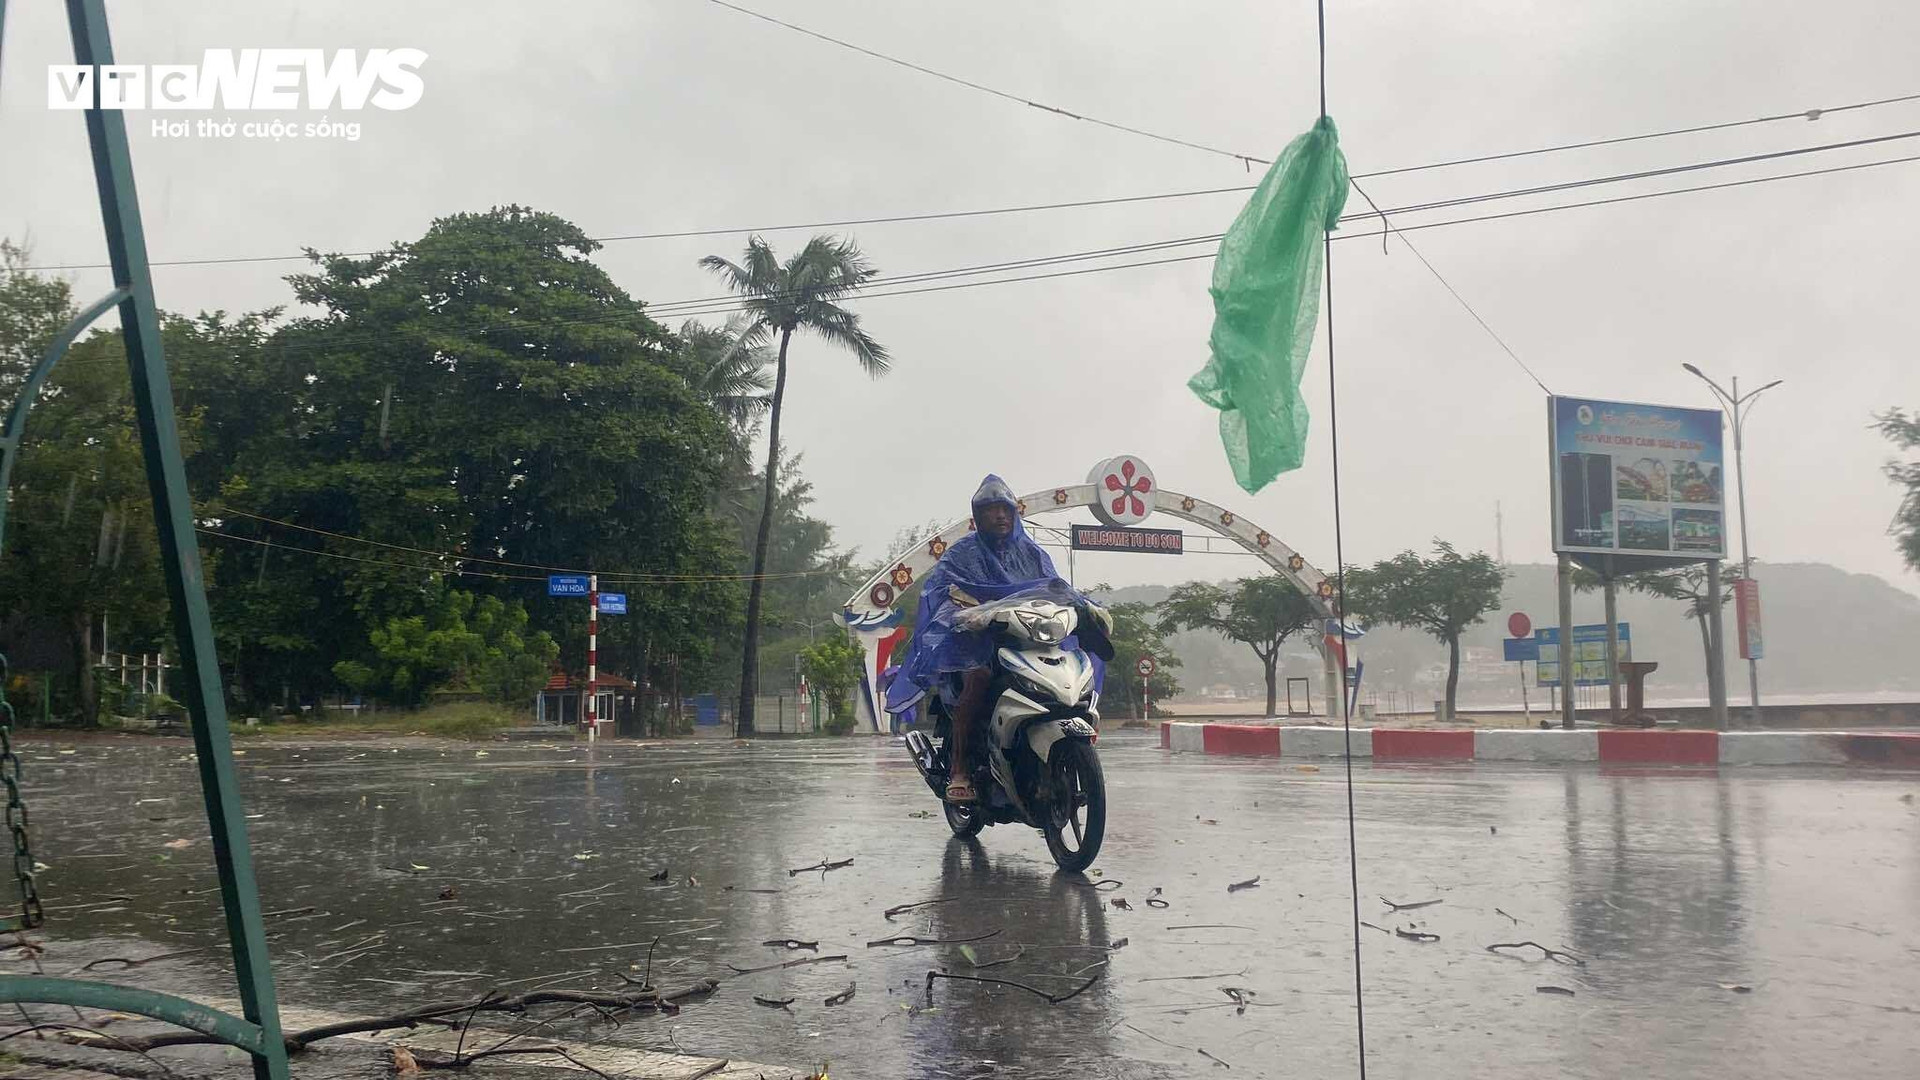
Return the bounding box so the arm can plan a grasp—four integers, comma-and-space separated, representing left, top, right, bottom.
885, 476, 1095, 712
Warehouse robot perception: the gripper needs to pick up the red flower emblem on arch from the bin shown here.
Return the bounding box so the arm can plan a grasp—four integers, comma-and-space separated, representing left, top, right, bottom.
1287, 553, 1307, 572
1103, 458, 1152, 520
928, 537, 948, 558
890, 564, 913, 589
1317, 580, 1336, 599
1255, 531, 1271, 548
1015, 499, 1028, 516
1052, 488, 1069, 505
1180, 496, 1196, 513
1220, 511, 1235, 527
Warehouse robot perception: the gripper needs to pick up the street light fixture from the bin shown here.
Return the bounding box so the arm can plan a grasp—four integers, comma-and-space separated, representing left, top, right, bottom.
1682, 364, 1782, 727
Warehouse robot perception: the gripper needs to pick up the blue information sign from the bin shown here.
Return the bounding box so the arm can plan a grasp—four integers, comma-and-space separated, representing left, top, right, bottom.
1503, 637, 1540, 663
547, 574, 589, 597
599, 592, 627, 615
1535, 624, 1631, 688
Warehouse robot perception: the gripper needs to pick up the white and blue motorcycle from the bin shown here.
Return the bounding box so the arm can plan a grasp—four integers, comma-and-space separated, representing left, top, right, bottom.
902, 588, 1114, 872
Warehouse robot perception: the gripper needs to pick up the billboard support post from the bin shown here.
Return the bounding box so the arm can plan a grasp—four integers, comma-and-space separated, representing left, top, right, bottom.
1603, 571, 1621, 725
1556, 555, 1575, 730
1706, 559, 1728, 729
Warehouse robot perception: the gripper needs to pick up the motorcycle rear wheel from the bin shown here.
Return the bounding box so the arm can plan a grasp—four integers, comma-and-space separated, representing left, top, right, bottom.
1043, 740, 1106, 872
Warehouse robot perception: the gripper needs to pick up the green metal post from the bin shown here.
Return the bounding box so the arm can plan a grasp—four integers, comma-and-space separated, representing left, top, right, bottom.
63, 3, 288, 1077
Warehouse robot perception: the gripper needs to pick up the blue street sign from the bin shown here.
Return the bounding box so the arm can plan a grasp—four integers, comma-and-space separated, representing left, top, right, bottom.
547, 574, 589, 597
599, 592, 627, 615
1503, 637, 1540, 663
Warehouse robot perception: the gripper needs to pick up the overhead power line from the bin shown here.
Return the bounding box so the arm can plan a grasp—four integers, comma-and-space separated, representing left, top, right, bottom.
209, 505, 847, 583
628, 127, 1920, 320
23, 95, 1920, 274
49, 148, 1920, 366
702, 0, 1267, 167
702, 0, 1920, 178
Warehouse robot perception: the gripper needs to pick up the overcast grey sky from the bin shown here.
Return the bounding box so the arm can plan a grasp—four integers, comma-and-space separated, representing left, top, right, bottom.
6, 0, 1918, 598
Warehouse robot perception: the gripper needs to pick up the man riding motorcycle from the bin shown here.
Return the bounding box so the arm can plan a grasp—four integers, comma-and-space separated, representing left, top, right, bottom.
885, 475, 1106, 803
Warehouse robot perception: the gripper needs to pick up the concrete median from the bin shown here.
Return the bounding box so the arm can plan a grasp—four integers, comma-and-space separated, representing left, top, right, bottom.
1160, 721, 1920, 768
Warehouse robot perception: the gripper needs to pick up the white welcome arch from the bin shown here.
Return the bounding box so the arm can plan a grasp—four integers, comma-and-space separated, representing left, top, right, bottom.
840, 464, 1343, 733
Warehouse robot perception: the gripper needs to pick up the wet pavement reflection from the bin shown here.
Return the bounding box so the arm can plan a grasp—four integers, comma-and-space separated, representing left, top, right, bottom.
17, 733, 1920, 1078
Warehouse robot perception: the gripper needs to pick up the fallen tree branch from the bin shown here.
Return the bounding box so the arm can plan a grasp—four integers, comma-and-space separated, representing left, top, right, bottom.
926, 965, 1104, 1007
1487, 941, 1585, 966
102, 980, 722, 1052
1137, 969, 1248, 983
787, 858, 854, 877
1226, 877, 1261, 893
823, 984, 857, 1007
724, 954, 849, 977
1381, 897, 1443, 913
1394, 928, 1441, 943
762, 939, 817, 951
883, 898, 958, 920
867, 929, 1002, 949
80, 947, 212, 971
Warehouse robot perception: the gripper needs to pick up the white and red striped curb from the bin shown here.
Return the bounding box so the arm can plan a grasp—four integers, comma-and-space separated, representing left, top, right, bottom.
1159, 721, 1920, 768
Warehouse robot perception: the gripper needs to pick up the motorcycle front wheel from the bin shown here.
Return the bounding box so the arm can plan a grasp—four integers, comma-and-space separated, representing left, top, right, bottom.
1043, 740, 1106, 872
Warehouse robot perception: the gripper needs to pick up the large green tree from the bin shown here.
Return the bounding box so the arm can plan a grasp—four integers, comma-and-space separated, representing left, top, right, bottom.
1343, 542, 1506, 720
1160, 577, 1316, 717
206, 207, 743, 708
701, 235, 889, 736
1876, 409, 1920, 571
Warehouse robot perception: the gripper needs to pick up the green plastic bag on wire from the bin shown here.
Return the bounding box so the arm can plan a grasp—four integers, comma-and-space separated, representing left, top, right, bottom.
1189, 115, 1349, 494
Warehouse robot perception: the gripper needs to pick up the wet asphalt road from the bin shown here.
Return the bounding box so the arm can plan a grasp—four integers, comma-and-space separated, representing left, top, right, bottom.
15, 731, 1920, 1079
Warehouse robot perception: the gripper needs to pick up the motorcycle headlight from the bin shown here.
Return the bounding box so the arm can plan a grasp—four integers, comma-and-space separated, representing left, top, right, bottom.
1018, 610, 1070, 645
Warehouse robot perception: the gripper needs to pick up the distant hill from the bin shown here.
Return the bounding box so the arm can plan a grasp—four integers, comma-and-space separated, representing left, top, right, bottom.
1093, 561, 1920, 709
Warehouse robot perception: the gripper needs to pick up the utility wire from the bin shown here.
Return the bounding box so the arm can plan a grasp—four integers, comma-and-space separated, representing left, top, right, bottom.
1353, 90, 1920, 178
195, 527, 549, 583
48, 148, 1920, 367
209, 505, 846, 583
652, 149, 1920, 321
1348, 179, 1551, 396
703, 0, 1266, 167
23, 94, 1920, 274
703, 0, 1920, 183
635, 131, 1920, 321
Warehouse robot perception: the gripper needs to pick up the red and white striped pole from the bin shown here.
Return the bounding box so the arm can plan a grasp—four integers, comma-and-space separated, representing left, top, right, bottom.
586, 573, 599, 742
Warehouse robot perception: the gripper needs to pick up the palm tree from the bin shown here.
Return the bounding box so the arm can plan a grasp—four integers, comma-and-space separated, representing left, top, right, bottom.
682, 315, 774, 429
700, 235, 889, 736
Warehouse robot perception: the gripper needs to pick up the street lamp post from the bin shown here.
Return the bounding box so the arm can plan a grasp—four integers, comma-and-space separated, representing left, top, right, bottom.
1682, 364, 1782, 727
